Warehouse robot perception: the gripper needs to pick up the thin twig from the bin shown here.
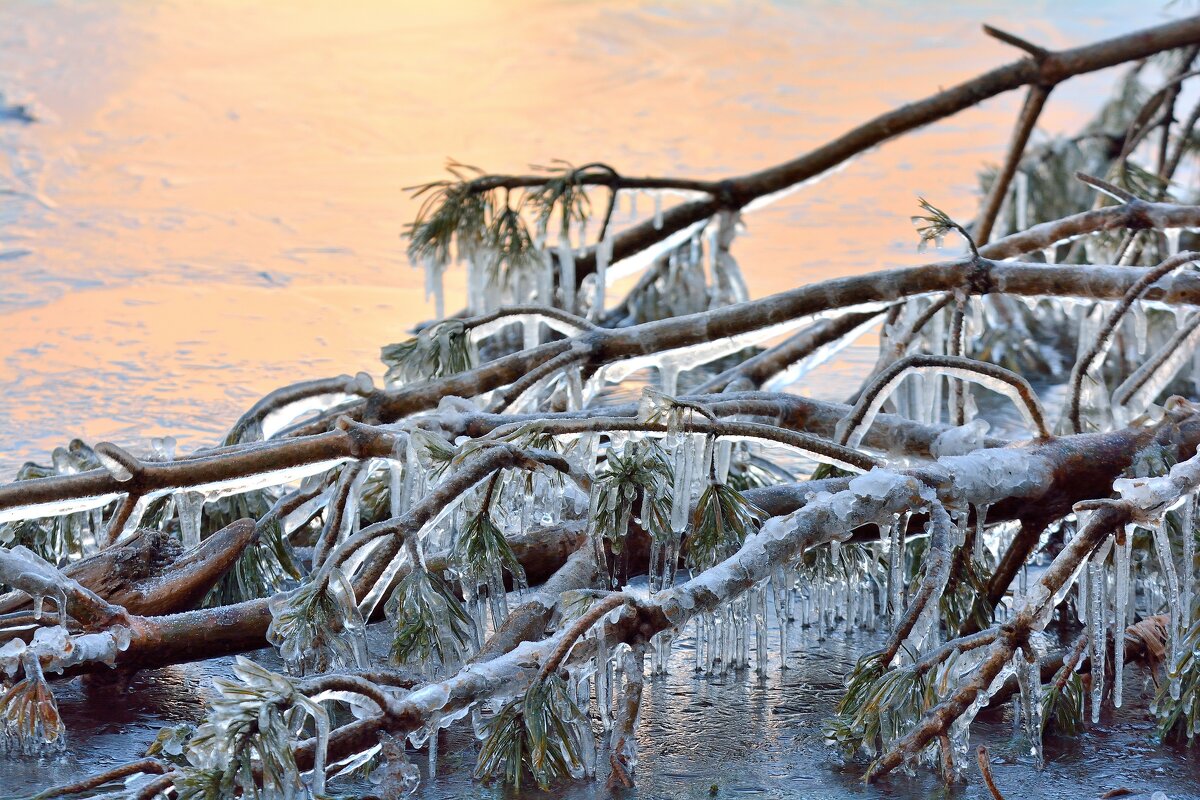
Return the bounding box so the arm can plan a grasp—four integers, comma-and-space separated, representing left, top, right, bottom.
982, 24, 1050, 61
976, 84, 1053, 244
539, 593, 630, 680
30, 758, 168, 800
976, 745, 1006, 800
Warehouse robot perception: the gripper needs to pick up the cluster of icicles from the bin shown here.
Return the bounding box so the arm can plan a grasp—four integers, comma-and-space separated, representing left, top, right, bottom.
419, 188, 748, 327
5, 255, 1200, 790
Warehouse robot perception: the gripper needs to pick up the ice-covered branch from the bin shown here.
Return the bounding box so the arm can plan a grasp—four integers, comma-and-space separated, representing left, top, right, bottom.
868, 445, 1200, 780
865, 500, 1131, 780
0, 424, 402, 527
979, 200, 1200, 260
835, 354, 1050, 448
693, 307, 887, 393
27, 758, 170, 800
484, 414, 880, 472
0, 545, 130, 631
363, 255, 1200, 426
225, 373, 376, 445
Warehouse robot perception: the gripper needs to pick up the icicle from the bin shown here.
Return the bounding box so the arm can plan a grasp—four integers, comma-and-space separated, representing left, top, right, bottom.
422, 257, 446, 320
715, 440, 732, 484
669, 434, 694, 535
1152, 520, 1183, 697
342, 467, 368, 542
1014, 648, 1044, 769
753, 584, 769, 675
1113, 526, 1133, 707
650, 630, 673, 675
485, 566, 510, 630
592, 234, 612, 321
523, 315, 540, 351
1088, 535, 1112, 722
590, 628, 609, 734
1076, 541, 1089, 624
388, 457, 403, 520
427, 713, 440, 778
772, 567, 791, 669
1015, 170, 1029, 231
659, 361, 679, 396
1182, 496, 1196, 646
653, 192, 663, 230
175, 491, 204, 548
1132, 302, 1148, 356
557, 234, 576, 313
888, 514, 904, 630
973, 504, 989, 563
1166, 227, 1181, 256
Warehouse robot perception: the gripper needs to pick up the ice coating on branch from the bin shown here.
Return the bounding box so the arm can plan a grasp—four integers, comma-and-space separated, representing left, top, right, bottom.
935, 447, 1053, 507
159, 458, 353, 505
95, 450, 133, 482
848, 469, 903, 501
0, 545, 73, 625
931, 419, 990, 458
1114, 451, 1200, 523
0, 492, 126, 525
0, 625, 130, 678
150, 435, 177, 462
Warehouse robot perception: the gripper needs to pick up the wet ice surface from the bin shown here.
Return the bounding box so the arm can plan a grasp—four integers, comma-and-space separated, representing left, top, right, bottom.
4, 601, 1199, 800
